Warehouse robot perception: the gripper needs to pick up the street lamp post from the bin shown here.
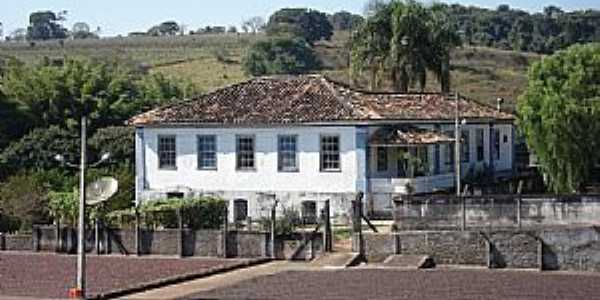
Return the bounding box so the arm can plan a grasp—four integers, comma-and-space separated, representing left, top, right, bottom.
55, 115, 110, 299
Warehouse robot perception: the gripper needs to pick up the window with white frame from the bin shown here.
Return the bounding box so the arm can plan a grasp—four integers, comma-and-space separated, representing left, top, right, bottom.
320, 135, 340, 171
461, 130, 470, 162
278, 135, 298, 172
158, 135, 177, 169
236, 135, 255, 170
376, 147, 388, 172
197, 135, 217, 170
492, 129, 501, 161
476, 128, 485, 161
233, 199, 248, 222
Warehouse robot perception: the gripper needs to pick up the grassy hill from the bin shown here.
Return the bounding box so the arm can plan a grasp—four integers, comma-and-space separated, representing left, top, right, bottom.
0, 32, 541, 109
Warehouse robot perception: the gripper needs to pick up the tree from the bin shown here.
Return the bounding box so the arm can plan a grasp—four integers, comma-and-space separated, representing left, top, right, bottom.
242, 38, 321, 76
351, 0, 460, 92
88, 126, 134, 165
26, 11, 68, 40
241, 17, 265, 34
517, 43, 600, 193
0, 90, 32, 151
72, 22, 98, 39
9, 28, 27, 42
0, 172, 50, 230
148, 21, 180, 36
266, 8, 333, 45
0, 126, 78, 176
329, 11, 364, 31
1, 58, 192, 131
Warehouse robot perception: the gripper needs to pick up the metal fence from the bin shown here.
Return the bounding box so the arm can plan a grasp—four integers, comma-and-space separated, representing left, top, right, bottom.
391, 194, 600, 231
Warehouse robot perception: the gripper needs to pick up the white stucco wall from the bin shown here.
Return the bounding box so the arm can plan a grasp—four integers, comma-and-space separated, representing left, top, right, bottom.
139, 126, 359, 195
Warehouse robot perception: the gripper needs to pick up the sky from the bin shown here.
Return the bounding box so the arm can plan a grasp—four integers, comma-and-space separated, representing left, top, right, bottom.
1, 0, 599, 37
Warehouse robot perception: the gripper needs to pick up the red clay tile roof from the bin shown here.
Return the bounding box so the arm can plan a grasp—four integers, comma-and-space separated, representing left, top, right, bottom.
370, 126, 455, 146
129, 75, 514, 126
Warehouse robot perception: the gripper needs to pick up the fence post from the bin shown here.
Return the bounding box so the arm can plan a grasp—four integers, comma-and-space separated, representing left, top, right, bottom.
324, 200, 332, 252
222, 206, 228, 258
94, 218, 100, 255
177, 207, 184, 257
517, 180, 523, 230
56, 218, 61, 253
135, 207, 141, 256
270, 201, 277, 259
352, 192, 364, 256
461, 195, 466, 231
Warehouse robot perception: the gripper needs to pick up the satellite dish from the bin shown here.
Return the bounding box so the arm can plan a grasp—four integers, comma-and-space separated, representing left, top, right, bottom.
86, 177, 118, 205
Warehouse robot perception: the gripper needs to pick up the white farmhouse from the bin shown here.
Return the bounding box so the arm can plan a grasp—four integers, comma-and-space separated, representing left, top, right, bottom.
130, 75, 515, 221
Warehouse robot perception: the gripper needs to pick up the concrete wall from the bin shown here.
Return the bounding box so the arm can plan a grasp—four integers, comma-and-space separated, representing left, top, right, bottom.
359, 228, 600, 272
11, 226, 322, 261
394, 196, 600, 230
0, 233, 33, 251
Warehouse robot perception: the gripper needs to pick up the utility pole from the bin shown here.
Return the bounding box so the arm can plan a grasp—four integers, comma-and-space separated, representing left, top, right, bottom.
77, 115, 87, 299
454, 92, 466, 231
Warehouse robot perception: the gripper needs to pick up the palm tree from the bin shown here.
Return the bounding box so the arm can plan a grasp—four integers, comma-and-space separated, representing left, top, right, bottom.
350, 0, 461, 93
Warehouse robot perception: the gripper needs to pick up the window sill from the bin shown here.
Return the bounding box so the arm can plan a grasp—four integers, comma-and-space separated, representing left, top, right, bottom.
197, 167, 218, 171
159, 167, 178, 171
236, 168, 257, 172
278, 169, 299, 173
320, 169, 342, 173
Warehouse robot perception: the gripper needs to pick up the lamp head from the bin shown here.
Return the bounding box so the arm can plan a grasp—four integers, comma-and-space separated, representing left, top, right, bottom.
100, 152, 111, 161
461, 119, 467, 125
54, 154, 65, 163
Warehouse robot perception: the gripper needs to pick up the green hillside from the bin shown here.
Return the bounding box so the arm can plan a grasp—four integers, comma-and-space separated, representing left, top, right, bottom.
0, 32, 540, 108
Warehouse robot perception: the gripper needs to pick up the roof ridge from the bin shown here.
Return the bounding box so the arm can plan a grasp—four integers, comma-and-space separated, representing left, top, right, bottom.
318, 75, 366, 119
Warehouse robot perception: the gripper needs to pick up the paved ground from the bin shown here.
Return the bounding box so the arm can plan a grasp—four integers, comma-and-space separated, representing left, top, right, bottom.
185, 268, 600, 300
0, 252, 249, 299
122, 261, 314, 300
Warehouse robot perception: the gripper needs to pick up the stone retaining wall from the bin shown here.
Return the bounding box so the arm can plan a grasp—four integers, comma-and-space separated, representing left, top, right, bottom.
360, 227, 600, 272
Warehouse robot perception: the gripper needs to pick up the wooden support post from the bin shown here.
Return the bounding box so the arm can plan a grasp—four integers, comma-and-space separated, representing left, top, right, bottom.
135, 208, 141, 256
177, 208, 184, 257
222, 206, 228, 258
270, 201, 277, 259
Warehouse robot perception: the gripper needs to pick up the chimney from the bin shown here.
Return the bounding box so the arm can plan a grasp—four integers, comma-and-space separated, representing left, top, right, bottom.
496, 97, 504, 112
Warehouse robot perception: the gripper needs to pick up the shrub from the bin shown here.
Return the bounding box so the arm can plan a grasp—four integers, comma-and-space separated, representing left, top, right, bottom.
109, 197, 227, 230
0, 171, 50, 231
259, 206, 302, 236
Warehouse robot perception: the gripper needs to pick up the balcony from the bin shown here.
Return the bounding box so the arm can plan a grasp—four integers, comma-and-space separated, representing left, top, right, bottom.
370, 174, 455, 195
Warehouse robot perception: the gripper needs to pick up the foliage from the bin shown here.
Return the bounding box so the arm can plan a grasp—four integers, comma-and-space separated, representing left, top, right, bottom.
241, 17, 266, 34
242, 38, 321, 76
0, 91, 32, 151
0, 171, 50, 231
148, 21, 180, 36
517, 43, 600, 193
0, 126, 78, 176
109, 197, 226, 230
88, 126, 135, 164
1, 58, 191, 131
26, 11, 68, 41
446, 4, 600, 54
259, 206, 302, 236
48, 191, 78, 225
329, 11, 364, 31
351, 0, 461, 92
266, 8, 333, 45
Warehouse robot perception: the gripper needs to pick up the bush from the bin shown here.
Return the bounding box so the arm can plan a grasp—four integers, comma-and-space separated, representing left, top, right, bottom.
0, 171, 51, 231
109, 197, 227, 230
242, 38, 321, 76
259, 206, 302, 236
